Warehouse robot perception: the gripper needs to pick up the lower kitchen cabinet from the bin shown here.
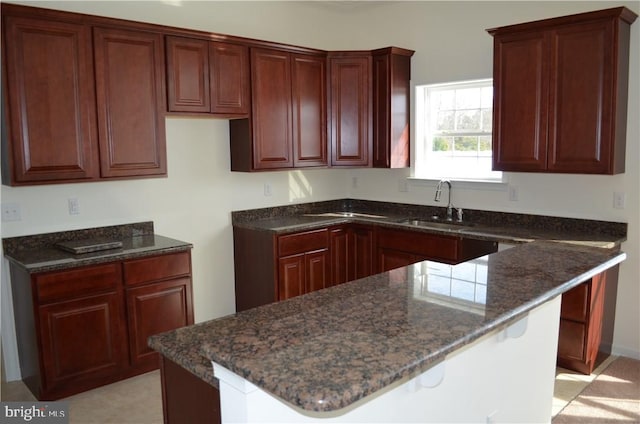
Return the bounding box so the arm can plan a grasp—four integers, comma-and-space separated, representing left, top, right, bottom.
557, 265, 619, 374
8, 250, 193, 400
329, 224, 375, 286
376, 227, 498, 271
277, 229, 330, 300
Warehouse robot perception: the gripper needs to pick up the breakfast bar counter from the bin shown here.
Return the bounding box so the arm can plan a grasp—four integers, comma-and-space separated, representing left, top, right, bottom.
149, 240, 625, 422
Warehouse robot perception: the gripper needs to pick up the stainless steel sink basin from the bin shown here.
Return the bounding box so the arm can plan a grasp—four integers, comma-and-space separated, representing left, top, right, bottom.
397, 218, 475, 232
305, 212, 388, 219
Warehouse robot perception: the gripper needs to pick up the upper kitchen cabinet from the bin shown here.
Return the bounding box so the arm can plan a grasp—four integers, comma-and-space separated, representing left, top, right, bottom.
1, 12, 99, 185
93, 27, 167, 178
1, 4, 169, 185
488, 7, 637, 175
328, 52, 372, 167
166, 36, 249, 115
372, 48, 414, 168
230, 47, 327, 171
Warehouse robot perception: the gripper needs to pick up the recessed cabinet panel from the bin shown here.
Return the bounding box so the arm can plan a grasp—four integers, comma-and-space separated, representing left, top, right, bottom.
38, 293, 127, 395
548, 21, 613, 173
166, 36, 210, 112
94, 27, 167, 178
2, 15, 98, 184
329, 54, 371, 166
210, 43, 250, 114
251, 49, 293, 169
126, 278, 192, 367
492, 31, 548, 171
292, 54, 327, 167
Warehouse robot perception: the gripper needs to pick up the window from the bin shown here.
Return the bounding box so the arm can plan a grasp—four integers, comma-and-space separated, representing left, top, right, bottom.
415, 79, 502, 181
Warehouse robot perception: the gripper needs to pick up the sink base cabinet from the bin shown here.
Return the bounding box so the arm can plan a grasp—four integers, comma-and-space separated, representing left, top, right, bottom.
8, 250, 193, 400
234, 224, 497, 312
557, 265, 619, 374
376, 227, 498, 271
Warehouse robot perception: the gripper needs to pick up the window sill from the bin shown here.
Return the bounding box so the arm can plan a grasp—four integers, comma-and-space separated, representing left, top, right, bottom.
407, 176, 508, 191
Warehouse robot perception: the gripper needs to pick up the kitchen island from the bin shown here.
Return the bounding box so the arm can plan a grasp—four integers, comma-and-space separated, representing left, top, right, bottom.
149, 239, 625, 423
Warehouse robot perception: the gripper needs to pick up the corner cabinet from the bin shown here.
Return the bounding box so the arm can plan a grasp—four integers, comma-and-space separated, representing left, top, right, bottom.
1, 4, 168, 185
488, 7, 637, 174
230, 48, 327, 171
372, 48, 414, 168
165, 36, 249, 115
8, 250, 193, 400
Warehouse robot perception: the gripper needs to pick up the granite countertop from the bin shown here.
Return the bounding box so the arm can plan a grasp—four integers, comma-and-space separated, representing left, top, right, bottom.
230, 199, 627, 248
3, 222, 193, 273
149, 240, 625, 412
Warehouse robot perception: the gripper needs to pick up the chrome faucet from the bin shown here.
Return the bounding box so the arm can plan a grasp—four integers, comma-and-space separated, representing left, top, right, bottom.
434, 179, 453, 221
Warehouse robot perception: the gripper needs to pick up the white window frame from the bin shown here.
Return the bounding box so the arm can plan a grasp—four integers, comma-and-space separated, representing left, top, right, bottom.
414, 79, 503, 183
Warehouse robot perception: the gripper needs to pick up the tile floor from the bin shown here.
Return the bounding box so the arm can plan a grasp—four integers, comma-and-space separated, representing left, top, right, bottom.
1, 358, 615, 423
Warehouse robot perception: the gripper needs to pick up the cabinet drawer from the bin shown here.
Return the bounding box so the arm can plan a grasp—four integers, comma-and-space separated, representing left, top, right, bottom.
561, 282, 589, 321
35, 263, 120, 304
278, 229, 329, 257
123, 252, 191, 286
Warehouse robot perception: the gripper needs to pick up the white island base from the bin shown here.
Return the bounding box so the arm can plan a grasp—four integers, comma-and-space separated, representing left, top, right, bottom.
213, 296, 561, 423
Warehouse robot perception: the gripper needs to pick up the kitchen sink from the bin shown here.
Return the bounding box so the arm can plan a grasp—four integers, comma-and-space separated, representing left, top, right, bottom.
396, 218, 476, 232
305, 212, 388, 219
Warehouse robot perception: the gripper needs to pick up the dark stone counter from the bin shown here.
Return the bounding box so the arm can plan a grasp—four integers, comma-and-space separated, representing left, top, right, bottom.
231, 199, 626, 248
149, 240, 625, 412
2, 222, 192, 273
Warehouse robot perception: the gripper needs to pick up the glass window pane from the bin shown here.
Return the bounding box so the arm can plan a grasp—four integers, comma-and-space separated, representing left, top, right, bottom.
455, 88, 481, 109
436, 111, 454, 131
454, 136, 478, 151
455, 110, 480, 130
432, 136, 453, 151
482, 109, 492, 131
433, 90, 455, 110
481, 86, 493, 108
479, 136, 492, 151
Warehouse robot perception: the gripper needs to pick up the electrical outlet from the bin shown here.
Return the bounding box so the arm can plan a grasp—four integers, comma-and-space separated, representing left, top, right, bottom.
1, 203, 21, 222
264, 183, 272, 197
68, 198, 80, 215
613, 192, 626, 209
352, 177, 358, 189
508, 186, 519, 201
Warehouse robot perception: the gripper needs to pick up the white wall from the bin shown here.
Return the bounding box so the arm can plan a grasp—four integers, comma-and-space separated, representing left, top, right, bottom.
1, 1, 638, 382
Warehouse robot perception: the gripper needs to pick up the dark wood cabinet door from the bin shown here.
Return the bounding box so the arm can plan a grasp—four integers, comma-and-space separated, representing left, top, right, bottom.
278, 254, 305, 300
492, 31, 549, 172
378, 248, 423, 273
126, 278, 193, 370
372, 48, 412, 168
210, 42, 250, 115
166, 36, 210, 113
250, 48, 293, 169
38, 292, 127, 398
291, 54, 327, 167
330, 225, 375, 285
329, 227, 349, 286
2, 15, 98, 184
93, 27, 167, 178
329, 54, 371, 166
305, 249, 330, 293
352, 225, 375, 279
547, 21, 615, 173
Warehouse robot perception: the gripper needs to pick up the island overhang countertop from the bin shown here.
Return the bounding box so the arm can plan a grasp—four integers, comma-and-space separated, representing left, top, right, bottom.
148, 240, 625, 413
